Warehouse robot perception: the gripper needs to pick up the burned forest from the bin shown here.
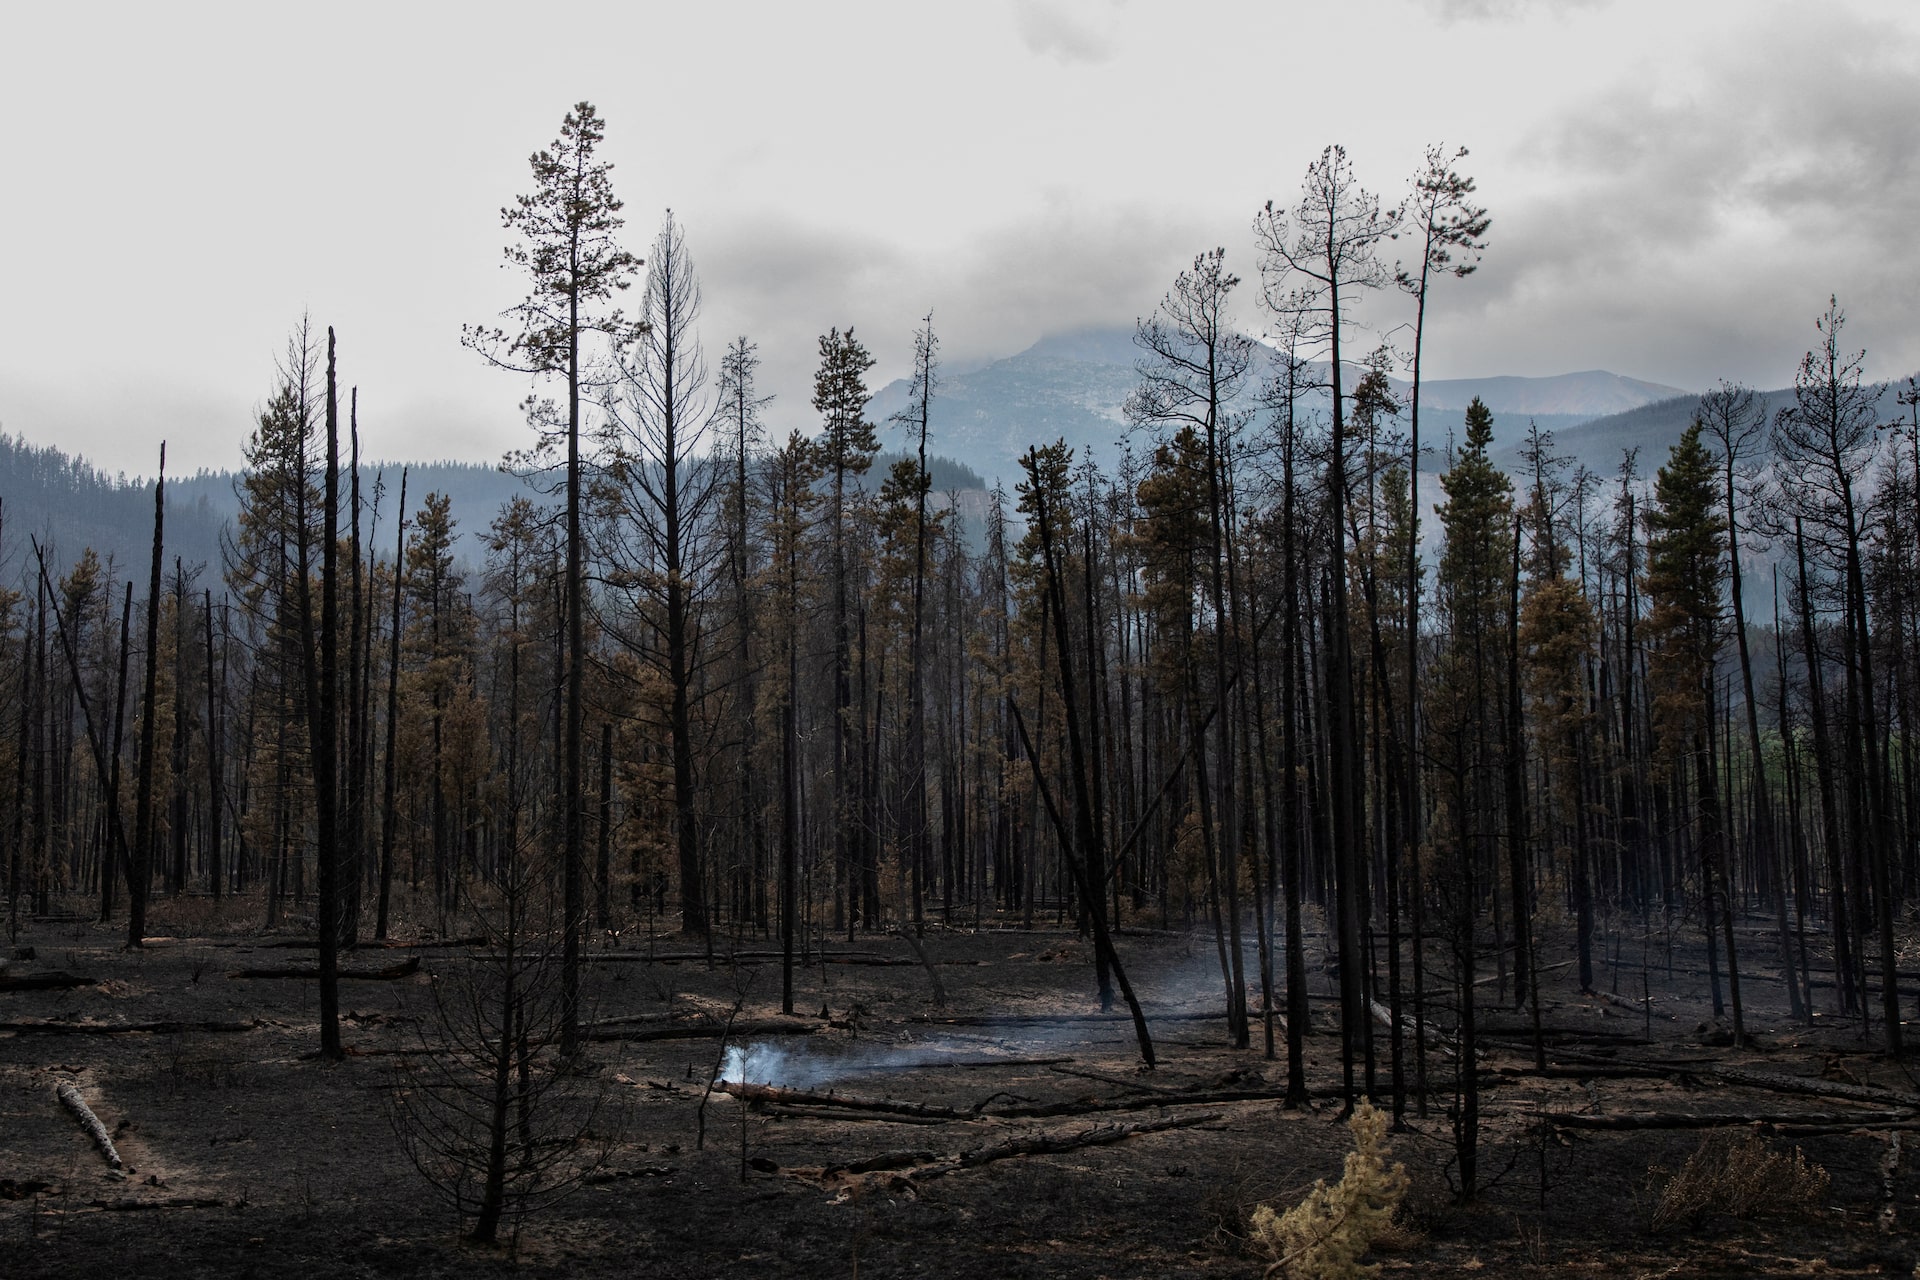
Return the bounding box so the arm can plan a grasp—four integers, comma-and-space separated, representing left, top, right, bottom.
5, 102, 1920, 1279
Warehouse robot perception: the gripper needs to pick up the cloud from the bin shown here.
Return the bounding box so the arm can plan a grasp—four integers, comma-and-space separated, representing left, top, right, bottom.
1418, 0, 1609, 21
692, 197, 1217, 437
1430, 5, 1920, 389
1012, 0, 1124, 65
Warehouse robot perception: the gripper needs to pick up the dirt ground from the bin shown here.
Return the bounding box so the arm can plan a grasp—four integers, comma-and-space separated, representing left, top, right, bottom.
3, 897, 1918, 1278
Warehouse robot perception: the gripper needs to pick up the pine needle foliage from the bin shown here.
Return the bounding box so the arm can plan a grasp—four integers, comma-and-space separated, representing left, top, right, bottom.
1250, 1102, 1409, 1279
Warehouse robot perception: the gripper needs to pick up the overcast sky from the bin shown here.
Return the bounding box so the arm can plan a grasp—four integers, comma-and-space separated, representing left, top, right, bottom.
3, 0, 1916, 476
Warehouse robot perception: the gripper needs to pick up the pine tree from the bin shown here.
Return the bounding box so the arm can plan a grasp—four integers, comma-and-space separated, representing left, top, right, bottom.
468, 102, 639, 1056
602, 210, 716, 935
1643, 420, 1741, 1043
1428, 396, 1512, 1198
812, 328, 880, 932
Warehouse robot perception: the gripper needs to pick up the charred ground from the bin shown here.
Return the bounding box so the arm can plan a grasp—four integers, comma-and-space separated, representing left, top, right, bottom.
2, 900, 1918, 1278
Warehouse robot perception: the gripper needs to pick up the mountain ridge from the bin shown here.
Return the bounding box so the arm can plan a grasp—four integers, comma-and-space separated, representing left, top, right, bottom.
866, 325, 1690, 484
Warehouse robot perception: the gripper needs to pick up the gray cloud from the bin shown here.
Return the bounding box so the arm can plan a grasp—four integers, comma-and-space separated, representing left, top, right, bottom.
1012, 0, 1124, 65
692, 198, 1215, 438
1431, 5, 1920, 390
1418, 0, 1609, 21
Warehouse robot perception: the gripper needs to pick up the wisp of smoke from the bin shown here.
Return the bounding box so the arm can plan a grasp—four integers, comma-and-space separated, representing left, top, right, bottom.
721, 1042, 808, 1087
720, 1032, 1034, 1089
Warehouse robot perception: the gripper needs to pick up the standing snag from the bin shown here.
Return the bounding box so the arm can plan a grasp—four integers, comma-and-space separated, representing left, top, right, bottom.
387, 840, 621, 1244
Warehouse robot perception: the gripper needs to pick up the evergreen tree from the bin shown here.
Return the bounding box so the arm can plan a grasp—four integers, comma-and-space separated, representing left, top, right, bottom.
468, 102, 639, 1055
812, 328, 880, 931
1428, 396, 1512, 1198
1643, 420, 1742, 1042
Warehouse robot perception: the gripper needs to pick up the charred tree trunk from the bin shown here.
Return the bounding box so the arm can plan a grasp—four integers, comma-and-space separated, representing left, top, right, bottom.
129, 444, 166, 948
377, 469, 407, 941
204, 589, 224, 901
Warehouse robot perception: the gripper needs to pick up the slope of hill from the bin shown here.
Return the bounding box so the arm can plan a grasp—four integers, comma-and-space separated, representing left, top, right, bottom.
0, 438, 546, 583
0, 434, 991, 587
1419, 370, 1686, 416
1538, 377, 1915, 479
0, 433, 229, 583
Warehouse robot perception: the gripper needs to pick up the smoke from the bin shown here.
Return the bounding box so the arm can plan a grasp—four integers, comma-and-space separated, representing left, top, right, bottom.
719, 1026, 1110, 1089
719, 1035, 995, 1089
721, 1042, 807, 1088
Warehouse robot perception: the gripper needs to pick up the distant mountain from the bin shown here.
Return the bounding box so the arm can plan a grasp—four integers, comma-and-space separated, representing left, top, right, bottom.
1530, 378, 1915, 479
1417, 371, 1688, 417
867, 333, 1140, 487
867, 326, 1690, 485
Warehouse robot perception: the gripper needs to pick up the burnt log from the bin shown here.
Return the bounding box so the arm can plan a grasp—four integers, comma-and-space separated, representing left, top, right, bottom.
0, 971, 97, 993
1548, 1108, 1914, 1131
55, 1081, 122, 1169
227, 957, 419, 981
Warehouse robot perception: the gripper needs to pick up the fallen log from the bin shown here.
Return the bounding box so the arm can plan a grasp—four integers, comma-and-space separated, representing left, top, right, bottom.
934, 1111, 1223, 1175
1492, 1063, 1672, 1082
860, 1055, 1075, 1072
1048, 1065, 1183, 1095
910, 1010, 1226, 1028
767, 1106, 955, 1126
1475, 959, 1574, 986
88, 1196, 227, 1212
1, 1019, 259, 1036
587, 949, 888, 965
715, 1079, 974, 1121
1770, 1120, 1920, 1137
55, 1081, 122, 1169
786, 1112, 1224, 1187
256, 935, 486, 951
582, 1166, 674, 1185
1705, 1067, 1920, 1111
1478, 1023, 1651, 1045
585, 1016, 820, 1044
227, 957, 420, 981
0, 971, 97, 993
836, 1149, 937, 1175
1547, 1108, 1915, 1131
1369, 999, 1455, 1056
1487, 1045, 1920, 1109
988, 1086, 1295, 1119
1592, 990, 1676, 1019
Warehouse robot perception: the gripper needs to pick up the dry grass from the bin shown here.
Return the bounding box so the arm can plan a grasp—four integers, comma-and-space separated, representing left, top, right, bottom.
1651, 1130, 1829, 1230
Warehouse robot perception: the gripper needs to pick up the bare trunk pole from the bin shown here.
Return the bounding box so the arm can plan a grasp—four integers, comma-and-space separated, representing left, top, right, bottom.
343, 396, 365, 944
204, 588, 224, 901
101, 583, 133, 920
376, 468, 407, 940
129, 442, 166, 949
562, 282, 586, 1057
304, 328, 344, 1063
